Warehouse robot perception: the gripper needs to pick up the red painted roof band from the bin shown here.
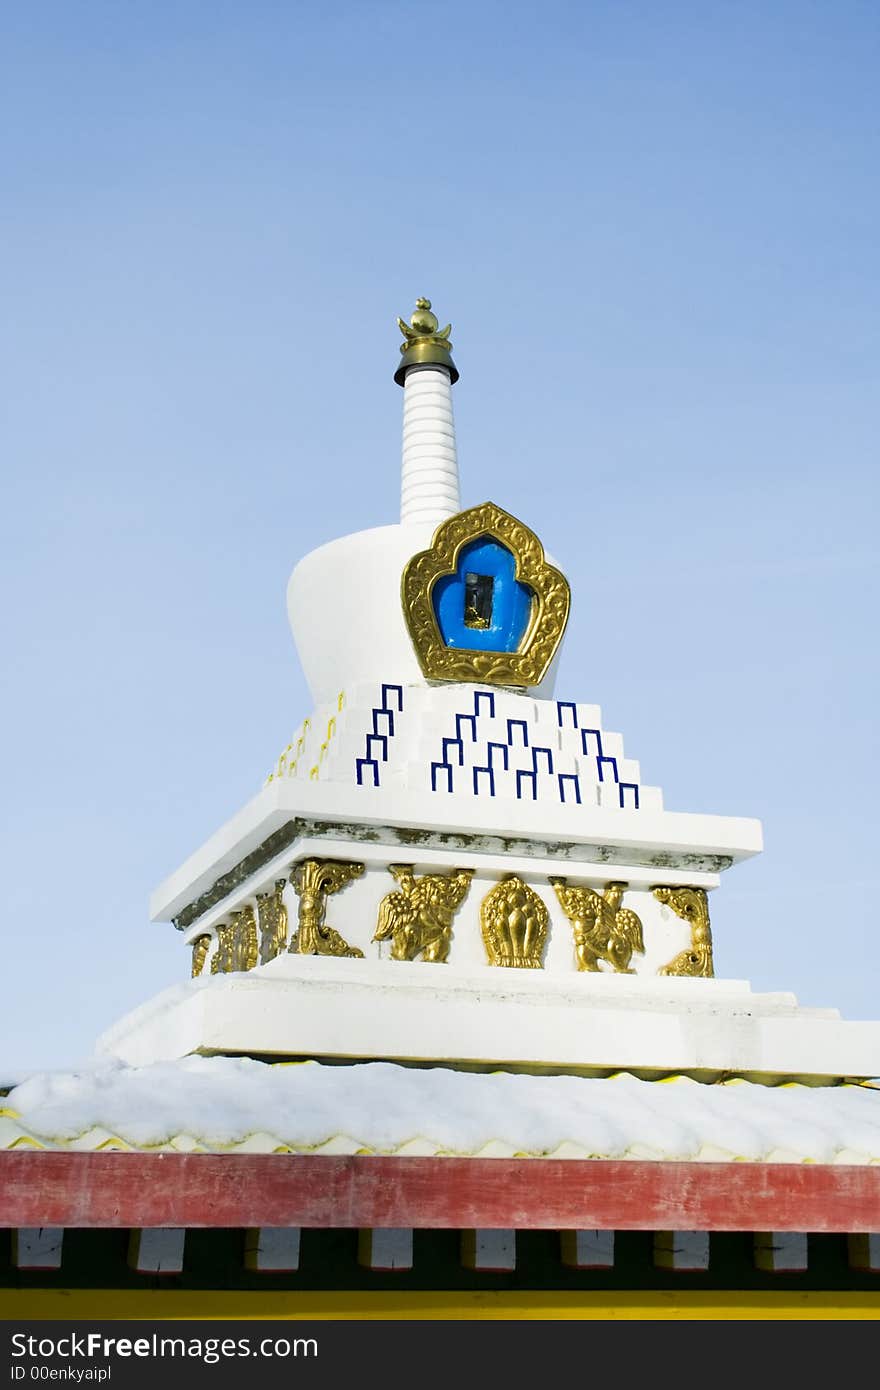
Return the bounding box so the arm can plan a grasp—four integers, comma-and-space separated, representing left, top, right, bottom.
2, 1153, 880, 1231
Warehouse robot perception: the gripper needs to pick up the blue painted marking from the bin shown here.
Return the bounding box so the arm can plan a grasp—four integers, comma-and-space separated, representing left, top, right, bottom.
516, 769, 537, 800
619, 782, 640, 810
455, 713, 477, 743
581, 729, 604, 758
559, 773, 581, 805
557, 701, 578, 729
356, 758, 379, 788
473, 690, 495, 717
532, 746, 554, 774
507, 719, 529, 748
432, 537, 534, 651
365, 733, 388, 763
442, 737, 464, 767
487, 742, 510, 771
431, 762, 454, 793
597, 755, 619, 783
381, 683, 404, 712
473, 766, 496, 796
372, 708, 394, 737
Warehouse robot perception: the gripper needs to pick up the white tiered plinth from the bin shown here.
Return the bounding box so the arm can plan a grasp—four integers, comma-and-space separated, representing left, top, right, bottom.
98, 697, 880, 1085
99, 954, 880, 1083
97, 677, 829, 1078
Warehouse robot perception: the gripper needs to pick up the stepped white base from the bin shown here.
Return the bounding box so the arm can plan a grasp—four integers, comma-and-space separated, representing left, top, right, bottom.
97, 955, 880, 1083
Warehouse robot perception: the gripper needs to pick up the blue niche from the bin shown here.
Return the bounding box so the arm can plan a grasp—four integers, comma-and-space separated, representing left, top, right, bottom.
432, 536, 534, 652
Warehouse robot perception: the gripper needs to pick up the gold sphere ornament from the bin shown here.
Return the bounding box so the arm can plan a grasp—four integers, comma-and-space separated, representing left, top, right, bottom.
410, 298, 439, 334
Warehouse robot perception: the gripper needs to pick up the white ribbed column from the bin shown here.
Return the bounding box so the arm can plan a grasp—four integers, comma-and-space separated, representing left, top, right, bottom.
400, 366, 460, 525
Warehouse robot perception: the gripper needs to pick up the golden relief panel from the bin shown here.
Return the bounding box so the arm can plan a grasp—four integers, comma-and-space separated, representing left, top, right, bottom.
401, 501, 570, 688
204, 906, 259, 975
480, 876, 548, 969
288, 858, 364, 958
230, 906, 258, 972
654, 886, 715, 977
551, 879, 645, 974
257, 879, 289, 963
190, 934, 211, 978
210, 920, 234, 974
193, 871, 715, 981
373, 865, 474, 962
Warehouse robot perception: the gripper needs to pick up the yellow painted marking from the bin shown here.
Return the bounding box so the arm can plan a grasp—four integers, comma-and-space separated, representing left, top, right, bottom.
0, 1290, 878, 1320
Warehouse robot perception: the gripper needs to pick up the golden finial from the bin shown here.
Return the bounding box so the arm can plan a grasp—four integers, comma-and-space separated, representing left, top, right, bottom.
394, 296, 459, 386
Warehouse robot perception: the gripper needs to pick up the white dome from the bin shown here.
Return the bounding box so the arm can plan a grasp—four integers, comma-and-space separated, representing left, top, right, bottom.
287, 519, 565, 706
287, 522, 434, 706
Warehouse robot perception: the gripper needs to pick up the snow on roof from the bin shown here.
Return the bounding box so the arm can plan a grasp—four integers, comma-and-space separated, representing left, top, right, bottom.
2, 1056, 880, 1163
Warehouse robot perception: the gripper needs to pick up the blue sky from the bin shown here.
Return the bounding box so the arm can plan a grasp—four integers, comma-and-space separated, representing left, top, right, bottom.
1, 2, 878, 1070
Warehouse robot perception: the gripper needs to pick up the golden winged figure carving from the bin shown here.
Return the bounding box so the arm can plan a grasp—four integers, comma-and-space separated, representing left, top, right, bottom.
551, 879, 645, 974
373, 865, 474, 963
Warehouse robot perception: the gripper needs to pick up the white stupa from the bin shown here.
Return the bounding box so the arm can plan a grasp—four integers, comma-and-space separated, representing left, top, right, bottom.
99, 299, 880, 1084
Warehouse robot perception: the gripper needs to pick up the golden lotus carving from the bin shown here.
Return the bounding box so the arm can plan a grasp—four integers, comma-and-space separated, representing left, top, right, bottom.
373, 865, 474, 962
551, 879, 645, 974
401, 501, 570, 688
480, 876, 548, 968
654, 886, 714, 977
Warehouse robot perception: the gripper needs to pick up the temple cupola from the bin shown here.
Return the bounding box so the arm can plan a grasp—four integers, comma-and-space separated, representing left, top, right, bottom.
286, 298, 568, 705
